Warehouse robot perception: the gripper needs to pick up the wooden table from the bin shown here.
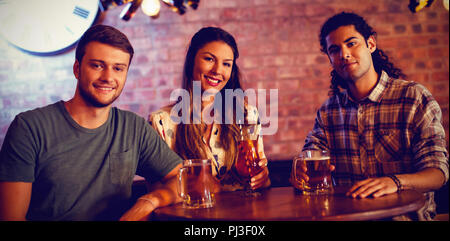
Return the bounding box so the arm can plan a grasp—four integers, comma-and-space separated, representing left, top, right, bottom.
152, 186, 426, 221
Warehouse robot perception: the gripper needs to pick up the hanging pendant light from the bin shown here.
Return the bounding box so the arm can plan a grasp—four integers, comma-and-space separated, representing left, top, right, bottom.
100, 0, 200, 20
141, 0, 161, 18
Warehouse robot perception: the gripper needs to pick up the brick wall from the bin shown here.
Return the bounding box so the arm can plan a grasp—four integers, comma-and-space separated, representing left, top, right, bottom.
0, 0, 448, 161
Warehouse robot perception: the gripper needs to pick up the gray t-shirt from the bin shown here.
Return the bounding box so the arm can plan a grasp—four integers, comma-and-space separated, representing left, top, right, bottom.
0, 101, 182, 220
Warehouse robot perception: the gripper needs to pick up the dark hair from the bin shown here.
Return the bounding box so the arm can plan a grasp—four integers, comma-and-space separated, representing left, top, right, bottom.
182, 26, 242, 92
319, 12, 406, 95
75, 24, 134, 64
174, 27, 242, 172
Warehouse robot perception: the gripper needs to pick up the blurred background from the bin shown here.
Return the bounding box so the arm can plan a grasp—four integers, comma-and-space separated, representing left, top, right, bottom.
0, 0, 448, 161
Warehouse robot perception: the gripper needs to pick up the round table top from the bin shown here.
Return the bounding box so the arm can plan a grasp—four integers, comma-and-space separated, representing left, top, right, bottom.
152, 186, 426, 221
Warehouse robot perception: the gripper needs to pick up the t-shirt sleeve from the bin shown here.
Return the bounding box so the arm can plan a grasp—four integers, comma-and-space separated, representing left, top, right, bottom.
0, 115, 37, 182
136, 120, 182, 183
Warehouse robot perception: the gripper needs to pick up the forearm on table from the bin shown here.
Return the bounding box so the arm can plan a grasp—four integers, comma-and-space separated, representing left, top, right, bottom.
396, 168, 446, 193
140, 177, 181, 209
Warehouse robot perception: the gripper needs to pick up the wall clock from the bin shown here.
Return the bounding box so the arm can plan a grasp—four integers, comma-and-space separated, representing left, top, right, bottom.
0, 0, 99, 55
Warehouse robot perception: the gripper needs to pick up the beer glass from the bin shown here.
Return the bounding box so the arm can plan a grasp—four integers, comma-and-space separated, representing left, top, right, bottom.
235, 123, 263, 196
178, 159, 215, 208
293, 150, 333, 195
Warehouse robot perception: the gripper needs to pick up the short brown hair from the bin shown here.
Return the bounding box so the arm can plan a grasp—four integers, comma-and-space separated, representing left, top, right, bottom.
75, 24, 134, 65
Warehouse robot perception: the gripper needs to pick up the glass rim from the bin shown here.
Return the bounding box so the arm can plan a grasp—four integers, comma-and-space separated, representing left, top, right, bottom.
183, 159, 211, 166
297, 149, 330, 159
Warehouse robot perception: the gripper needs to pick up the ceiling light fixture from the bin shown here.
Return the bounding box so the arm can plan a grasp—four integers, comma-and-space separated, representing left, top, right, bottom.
99, 0, 200, 21
141, 0, 161, 18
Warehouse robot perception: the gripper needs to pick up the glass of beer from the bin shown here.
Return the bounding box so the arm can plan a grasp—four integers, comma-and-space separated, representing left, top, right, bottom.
235, 123, 263, 196
178, 159, 215, 208
293, 150, 333, 195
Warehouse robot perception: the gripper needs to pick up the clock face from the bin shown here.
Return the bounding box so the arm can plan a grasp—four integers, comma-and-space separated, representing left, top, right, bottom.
0, 0, 99, 55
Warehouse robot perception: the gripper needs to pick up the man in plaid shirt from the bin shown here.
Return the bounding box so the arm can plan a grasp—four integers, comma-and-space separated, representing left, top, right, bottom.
300, 12, 448, 220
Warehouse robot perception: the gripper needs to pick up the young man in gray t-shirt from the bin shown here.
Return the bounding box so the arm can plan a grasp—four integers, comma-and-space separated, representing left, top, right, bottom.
0, 25, 182, 221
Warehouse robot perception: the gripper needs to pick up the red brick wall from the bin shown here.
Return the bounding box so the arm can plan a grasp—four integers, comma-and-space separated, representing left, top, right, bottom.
0, 0, 448, 161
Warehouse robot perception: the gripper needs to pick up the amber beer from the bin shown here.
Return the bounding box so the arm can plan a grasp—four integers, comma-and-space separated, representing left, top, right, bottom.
235, 139, 263, 178
293, 150, 332, 194
178, 159, 215, 208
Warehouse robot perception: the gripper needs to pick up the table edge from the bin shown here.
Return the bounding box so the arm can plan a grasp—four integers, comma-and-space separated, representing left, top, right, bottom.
152, 187, 427, 221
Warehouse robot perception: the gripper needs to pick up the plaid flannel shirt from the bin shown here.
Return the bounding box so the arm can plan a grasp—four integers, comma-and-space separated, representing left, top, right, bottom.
304, 71, 449, 220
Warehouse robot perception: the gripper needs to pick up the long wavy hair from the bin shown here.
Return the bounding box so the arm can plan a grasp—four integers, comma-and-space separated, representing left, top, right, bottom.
173, 27, 243, 173
319, 12, 406, 96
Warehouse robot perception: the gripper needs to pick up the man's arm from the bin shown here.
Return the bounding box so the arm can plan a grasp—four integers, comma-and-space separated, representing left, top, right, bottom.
346, 168, 446, 198
348, 86, 449, 198
0, 182, 32, 221
302, 111, 329, 151
119, 163, 182, 221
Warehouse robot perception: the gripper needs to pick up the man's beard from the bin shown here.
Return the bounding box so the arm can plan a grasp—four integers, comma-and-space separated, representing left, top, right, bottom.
77, 82, 120, 108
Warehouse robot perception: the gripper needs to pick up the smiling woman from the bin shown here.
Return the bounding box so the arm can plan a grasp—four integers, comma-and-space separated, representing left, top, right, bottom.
148, 27, 271, 192
193, 41, 234, 94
